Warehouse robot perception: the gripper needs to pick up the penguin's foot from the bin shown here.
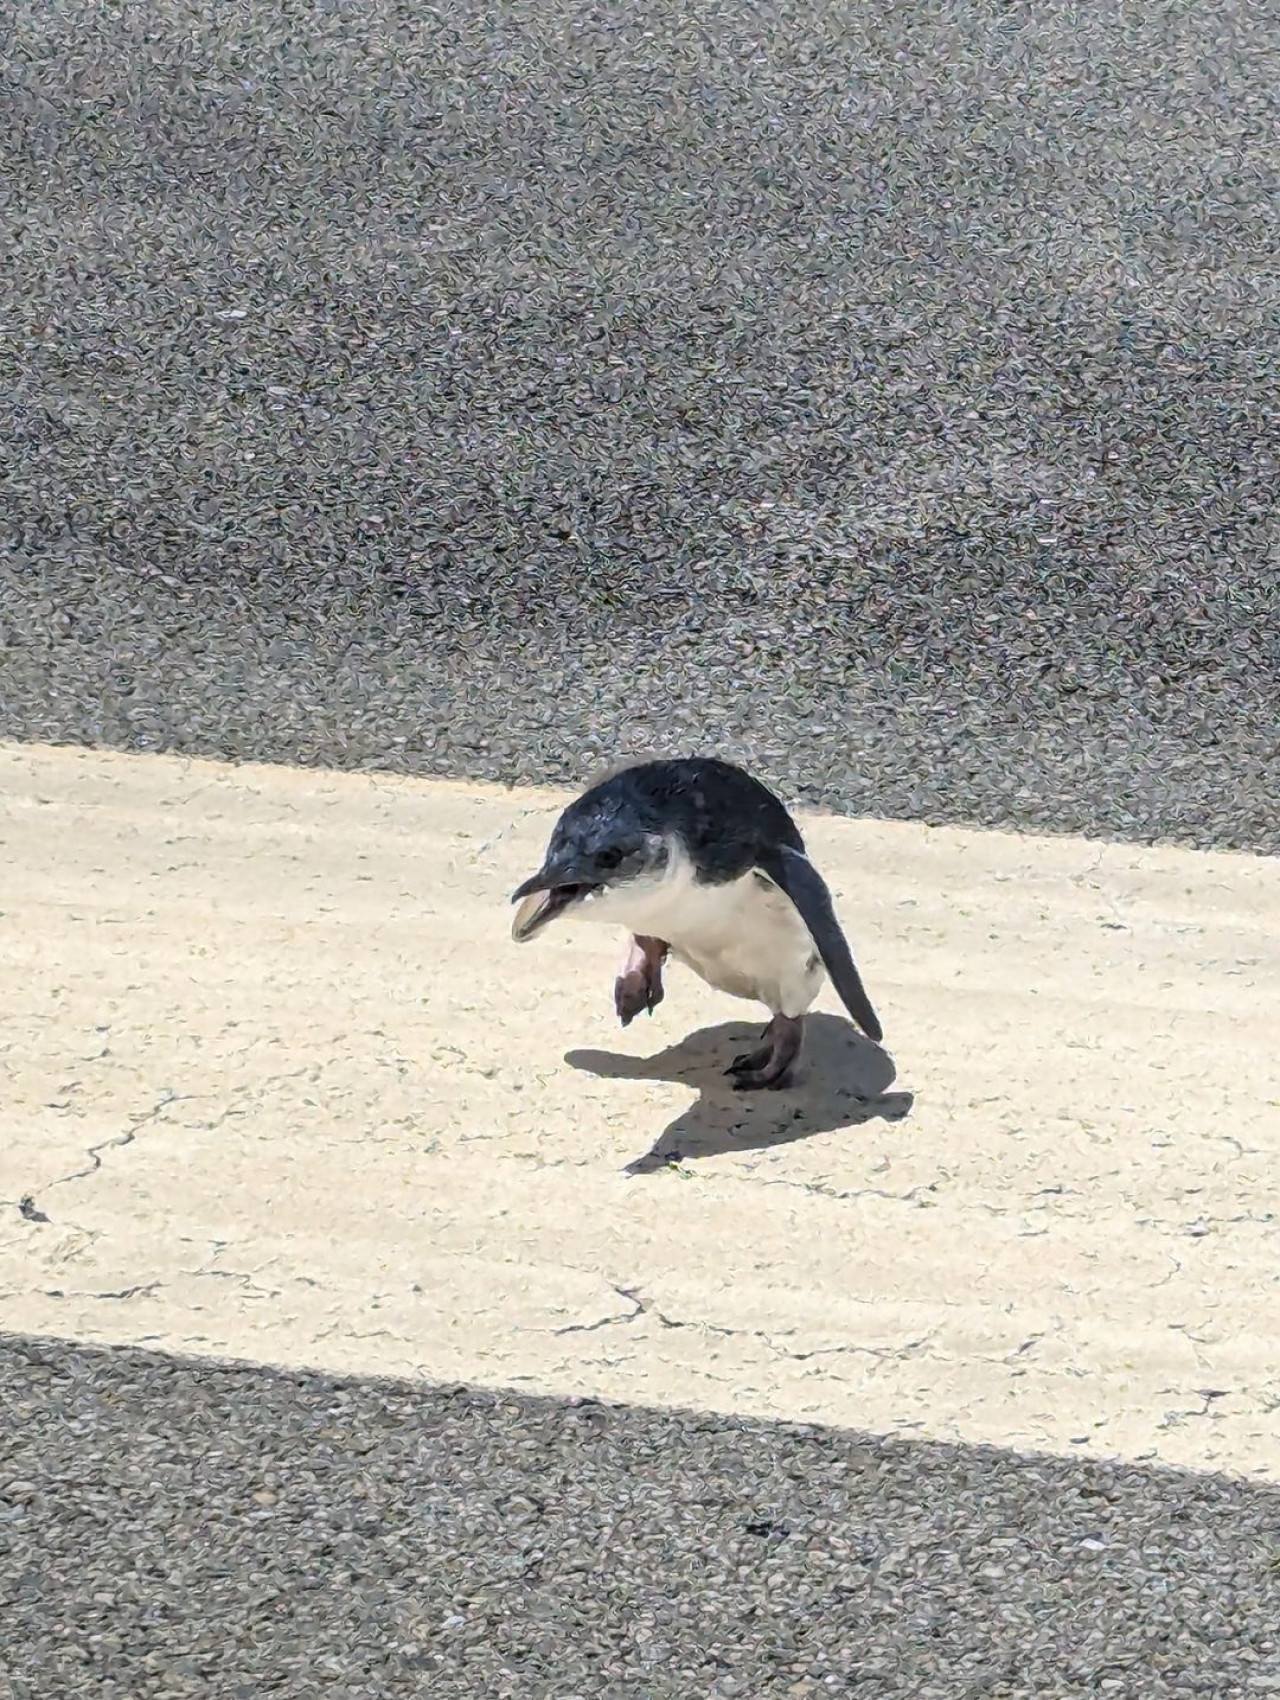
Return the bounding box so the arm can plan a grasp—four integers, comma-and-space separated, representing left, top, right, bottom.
726, 1013, 803, 1090
614, 934, 670, 1027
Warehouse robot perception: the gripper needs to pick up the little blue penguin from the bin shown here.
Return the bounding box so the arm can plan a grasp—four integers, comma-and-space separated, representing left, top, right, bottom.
509, 756, 884, 1089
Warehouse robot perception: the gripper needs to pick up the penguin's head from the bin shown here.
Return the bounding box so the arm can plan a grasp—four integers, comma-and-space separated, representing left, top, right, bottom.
510, 780, 669, 943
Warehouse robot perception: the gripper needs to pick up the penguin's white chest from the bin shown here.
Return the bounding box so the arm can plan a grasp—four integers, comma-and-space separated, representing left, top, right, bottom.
585, 857, 824, 1018
665, 872, 823, 1015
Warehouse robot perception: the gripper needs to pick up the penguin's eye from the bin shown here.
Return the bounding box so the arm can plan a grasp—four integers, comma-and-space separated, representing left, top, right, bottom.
595, 845, 625, 872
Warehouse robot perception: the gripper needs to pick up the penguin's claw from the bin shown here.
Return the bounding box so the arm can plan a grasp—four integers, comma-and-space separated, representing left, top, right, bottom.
724, 1014, 803, 1091
725, 1045, 771, 1076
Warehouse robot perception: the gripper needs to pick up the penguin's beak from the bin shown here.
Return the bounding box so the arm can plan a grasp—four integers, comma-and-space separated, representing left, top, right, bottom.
510, 862, 600, 943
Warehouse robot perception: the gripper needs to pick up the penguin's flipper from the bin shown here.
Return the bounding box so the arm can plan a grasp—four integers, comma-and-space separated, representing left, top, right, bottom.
757, 844, 884, 1043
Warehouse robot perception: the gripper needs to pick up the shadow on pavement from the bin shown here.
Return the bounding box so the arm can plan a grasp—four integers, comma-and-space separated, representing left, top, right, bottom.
566, 1010, 914, 1175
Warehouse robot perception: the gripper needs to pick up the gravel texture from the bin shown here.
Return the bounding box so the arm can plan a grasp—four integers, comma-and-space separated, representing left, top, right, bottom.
1, 0, 1277, 851
3, 1334, 1280, 1700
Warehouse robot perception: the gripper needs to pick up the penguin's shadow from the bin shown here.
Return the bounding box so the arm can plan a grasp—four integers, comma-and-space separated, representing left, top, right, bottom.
565, 1012, 914, 1176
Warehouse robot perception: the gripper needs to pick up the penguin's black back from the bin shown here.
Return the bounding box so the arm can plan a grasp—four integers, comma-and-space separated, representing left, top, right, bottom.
577, 756, 805, 884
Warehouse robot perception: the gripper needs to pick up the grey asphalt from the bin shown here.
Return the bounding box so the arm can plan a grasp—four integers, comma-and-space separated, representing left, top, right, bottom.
3, 1338, 1280, 1700
1, 0, 1279, 1695
1, 0, 1277, 850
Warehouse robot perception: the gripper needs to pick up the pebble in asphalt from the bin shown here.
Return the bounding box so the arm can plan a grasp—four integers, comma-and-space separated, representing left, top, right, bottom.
2, 1, 1279, 1695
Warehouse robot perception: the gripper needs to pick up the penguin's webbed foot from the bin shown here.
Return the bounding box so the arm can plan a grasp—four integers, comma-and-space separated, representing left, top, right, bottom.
614, 934, 670, 1027
726, 1013, 803, 1090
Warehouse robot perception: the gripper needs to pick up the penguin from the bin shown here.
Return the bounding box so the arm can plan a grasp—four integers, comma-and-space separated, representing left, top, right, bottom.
510, 756, 884, 1089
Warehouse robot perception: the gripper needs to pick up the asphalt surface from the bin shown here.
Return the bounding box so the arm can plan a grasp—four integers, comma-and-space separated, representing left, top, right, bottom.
2, 0, 1279, 1695
1, 0, 1277, 851
3, 1336, 1280, 1700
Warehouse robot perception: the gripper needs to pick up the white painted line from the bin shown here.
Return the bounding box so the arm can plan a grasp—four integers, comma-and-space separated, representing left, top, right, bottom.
1, 742, 1276, 1476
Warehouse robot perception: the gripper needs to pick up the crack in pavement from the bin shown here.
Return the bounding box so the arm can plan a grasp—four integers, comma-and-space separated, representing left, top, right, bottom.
551, 1296, 971, 1371
736, 1171, 1092, 1223
750, 1174, 942, 1207
1169, 1321, 1219, 1372
552, 1284, 692, 1336
190, 1070, 318, 1141
315, 1323, 399, 1344
13, 1089, 195, 1226
187, 1268, 281, 1300
551, 1285, 956, 1368
40, 1281, 163, 1301
552, 1283, 712, 1339
11, 1070, 322, 1228
777, 1331, 942, 1364
548, 1280, 1072, 1376
1159, 1387, 1233, 1428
